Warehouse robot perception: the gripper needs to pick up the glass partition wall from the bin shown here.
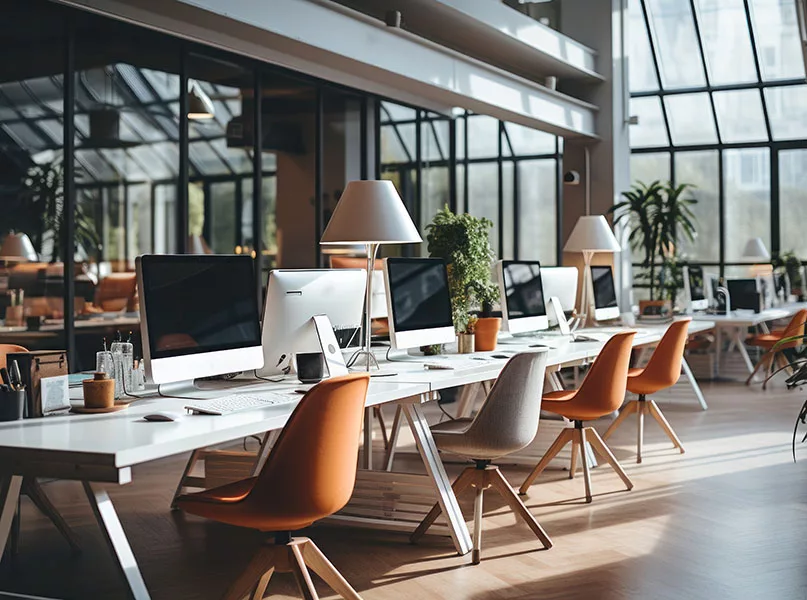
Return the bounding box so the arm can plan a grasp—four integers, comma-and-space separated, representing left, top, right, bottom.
629, 0, 807, 275
0, 0, 566, 370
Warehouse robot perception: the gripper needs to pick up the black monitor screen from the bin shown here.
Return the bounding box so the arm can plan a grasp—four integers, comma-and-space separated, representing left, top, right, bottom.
727, 278, 759, 310
688, 266, 705, 301
502, 261, 546, 319
139, 255, 261, 360
591, 266, 618, 309
386, 258, 454, 333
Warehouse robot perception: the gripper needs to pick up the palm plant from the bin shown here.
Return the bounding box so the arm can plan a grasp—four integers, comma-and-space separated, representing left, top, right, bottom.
610, 180, 697, 300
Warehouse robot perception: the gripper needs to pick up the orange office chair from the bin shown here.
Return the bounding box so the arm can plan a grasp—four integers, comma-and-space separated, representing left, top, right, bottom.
602, 319, 691, 463
519, 331, 636, 503
745, 309, 807, 386
176, 374, 370, 600
0, 344, 27, 369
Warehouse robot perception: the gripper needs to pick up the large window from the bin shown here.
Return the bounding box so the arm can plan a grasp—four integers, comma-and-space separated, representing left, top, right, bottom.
380, 105, 562, 264
629, 0, 807, 271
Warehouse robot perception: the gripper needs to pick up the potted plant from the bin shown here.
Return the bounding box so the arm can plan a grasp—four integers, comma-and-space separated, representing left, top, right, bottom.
772, 250, 804, 299
611, 180, 698, 313
426, 206, 500, 353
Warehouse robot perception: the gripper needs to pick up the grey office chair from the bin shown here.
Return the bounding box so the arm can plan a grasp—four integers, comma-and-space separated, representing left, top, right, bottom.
410, 350, 552, 564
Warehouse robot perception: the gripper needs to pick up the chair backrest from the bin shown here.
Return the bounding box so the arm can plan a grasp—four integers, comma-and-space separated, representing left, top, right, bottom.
462, 351, 549, 457
576, 331, 636, 414
782, 309, 807, 343
247, 374, 370, 523
0, 344, 28, 370
637, 319, 691, 389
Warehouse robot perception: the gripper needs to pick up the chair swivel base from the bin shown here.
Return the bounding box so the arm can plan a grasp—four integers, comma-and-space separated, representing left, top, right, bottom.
519, 422, 633, 503
223, 534, 362, 600
410, 462, 552, 564
602, 395, 685, 463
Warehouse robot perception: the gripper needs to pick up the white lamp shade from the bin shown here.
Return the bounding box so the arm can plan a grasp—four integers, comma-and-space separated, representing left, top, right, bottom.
320, 180, 422, 245
742, 237, 770, 260
563, 215, 621, 253
0, 232, 38, 261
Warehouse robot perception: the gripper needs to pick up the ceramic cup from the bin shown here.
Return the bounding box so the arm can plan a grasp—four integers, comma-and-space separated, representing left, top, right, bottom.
296, 352, 325, 384
83, 372, 115, 409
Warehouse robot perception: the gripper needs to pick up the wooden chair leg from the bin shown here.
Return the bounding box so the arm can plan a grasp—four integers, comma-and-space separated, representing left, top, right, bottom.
519, 428, 574, 495
471, 482, 484, 565
302, 540, 362, 600
411, 467, 475, 542
578, 428, 593, 503
488, 468, 552, 549
637, 400, 645, 464
586, 429, 633, 492
569, 439, 579, 480
290, 542, 320, 600
647, 400, 685, 454
745, 351, 771, 385
221, 544, 282, 600
249, 568, 275, 600
602, 401, 637, 441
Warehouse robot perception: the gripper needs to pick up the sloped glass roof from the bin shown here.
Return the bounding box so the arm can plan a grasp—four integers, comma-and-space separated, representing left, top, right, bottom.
629, 0, 807, 149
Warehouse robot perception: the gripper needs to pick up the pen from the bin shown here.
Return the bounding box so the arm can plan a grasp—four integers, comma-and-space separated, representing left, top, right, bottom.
10, 360, 22, 391
0, 368, 10, 388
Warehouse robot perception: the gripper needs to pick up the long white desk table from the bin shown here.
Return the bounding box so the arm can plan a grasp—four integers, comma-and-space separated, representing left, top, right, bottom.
0, 321, 713, 599
692, 306, 805, 375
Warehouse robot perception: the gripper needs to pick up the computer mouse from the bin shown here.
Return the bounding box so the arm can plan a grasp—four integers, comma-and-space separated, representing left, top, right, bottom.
490, 354, 510, 359
143, 411, 183, 422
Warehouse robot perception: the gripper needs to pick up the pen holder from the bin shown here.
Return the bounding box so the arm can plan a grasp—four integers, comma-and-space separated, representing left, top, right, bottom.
0, 389, 25, 422
5, 305, 23, 327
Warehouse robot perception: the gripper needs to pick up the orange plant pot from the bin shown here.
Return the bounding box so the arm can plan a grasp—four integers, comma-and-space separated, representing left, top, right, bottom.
474, 317, 501, 352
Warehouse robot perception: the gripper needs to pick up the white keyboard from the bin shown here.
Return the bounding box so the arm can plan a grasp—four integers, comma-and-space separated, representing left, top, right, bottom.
185, 392, 297, 416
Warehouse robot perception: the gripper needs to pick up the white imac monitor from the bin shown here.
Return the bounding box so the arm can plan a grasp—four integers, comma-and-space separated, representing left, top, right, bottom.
259, 269, 366, 376
590, 265, 620, 321
136, 254, 264, 386
383, 257, 456, 350
683, 265, 708, 312
496, 260, 549, 334
540, 266, 579, 325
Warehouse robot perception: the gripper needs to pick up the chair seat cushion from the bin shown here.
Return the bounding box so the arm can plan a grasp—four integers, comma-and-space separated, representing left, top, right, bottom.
747, 333, 785, 349
176, 477, 316, 532
541, 389, 613, 421
626, 366, 667, 395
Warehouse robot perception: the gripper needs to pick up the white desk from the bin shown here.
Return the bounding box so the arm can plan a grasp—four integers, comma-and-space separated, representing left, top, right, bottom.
0, 321, 713, 599
0, 379, 431, 600
692, 307, 800, 375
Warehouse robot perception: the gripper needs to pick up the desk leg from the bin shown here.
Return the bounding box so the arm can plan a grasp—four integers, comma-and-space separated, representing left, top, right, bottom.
681, 359, 708, 411
171, 449, 202, 510
455, 383, 481, 419
0, 475, 22, 563
383, 406, 404, 472
402, 403, 472, 555
362, 408, 374, 470
83, 482, 150, 600
733, 330, 755, 373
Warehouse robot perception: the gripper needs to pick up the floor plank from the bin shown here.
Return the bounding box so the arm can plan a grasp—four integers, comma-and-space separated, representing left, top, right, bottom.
2, 372, 807, 600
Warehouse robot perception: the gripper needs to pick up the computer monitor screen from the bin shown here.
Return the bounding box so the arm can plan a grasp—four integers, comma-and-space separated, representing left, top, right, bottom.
137, 254, 263, 384
496, 261, 548, 334
591, 265, 619, 321
684, 265, 708, 312
727, 278, 760, 311
540, 266, 578, 323
383, 257, 455, 350
259, 269, 366, 376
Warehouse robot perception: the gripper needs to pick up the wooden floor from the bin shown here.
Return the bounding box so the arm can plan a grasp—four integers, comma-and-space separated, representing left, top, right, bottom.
3, 370, 807, 599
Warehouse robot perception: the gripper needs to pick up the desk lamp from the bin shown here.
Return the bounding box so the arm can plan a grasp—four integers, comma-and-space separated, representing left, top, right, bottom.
0, 232, 38, 262
320, 180, 422, 370
563, 215, 621, 327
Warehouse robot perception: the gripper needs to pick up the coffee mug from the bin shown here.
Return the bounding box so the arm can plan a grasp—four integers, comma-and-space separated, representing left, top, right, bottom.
296, 352, 325, 384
